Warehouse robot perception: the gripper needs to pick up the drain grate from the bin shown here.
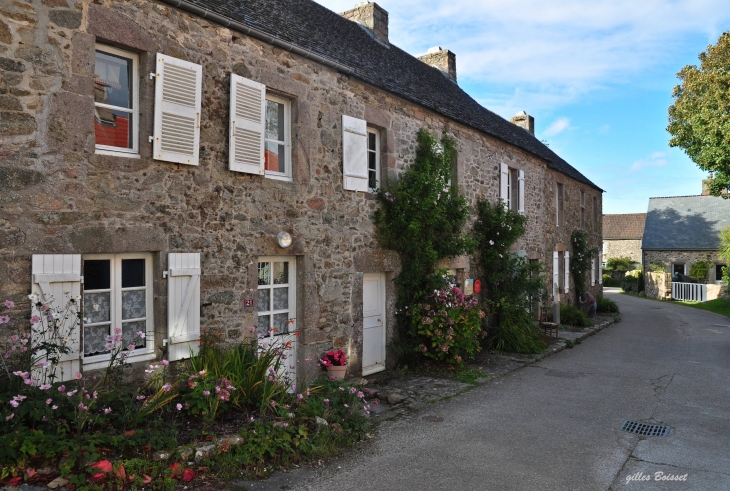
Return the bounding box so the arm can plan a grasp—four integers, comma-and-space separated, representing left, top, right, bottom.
620, 420, 670, 437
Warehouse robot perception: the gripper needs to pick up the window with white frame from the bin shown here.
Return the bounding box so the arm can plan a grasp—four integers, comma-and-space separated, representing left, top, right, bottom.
82, 254, 153, 368
715, 264, 726, 284
367, 128, 380, 192
556, 182, 564, 226
264, 95, 292, 181
257, 257, 296, 336
500, 163, 524, 214
94, 45, 139, 157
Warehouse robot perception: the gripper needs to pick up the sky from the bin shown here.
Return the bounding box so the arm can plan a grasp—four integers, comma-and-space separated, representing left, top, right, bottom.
315, 0, 730, 214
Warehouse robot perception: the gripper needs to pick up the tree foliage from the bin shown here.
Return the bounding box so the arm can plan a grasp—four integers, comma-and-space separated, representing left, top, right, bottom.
570, 230, 597, 304
667, 32, 730, 197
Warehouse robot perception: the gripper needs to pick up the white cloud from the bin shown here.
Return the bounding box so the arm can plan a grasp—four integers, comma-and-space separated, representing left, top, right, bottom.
630, 151, 668, 171
315, 0, 730, 112
543, 117, 571, 137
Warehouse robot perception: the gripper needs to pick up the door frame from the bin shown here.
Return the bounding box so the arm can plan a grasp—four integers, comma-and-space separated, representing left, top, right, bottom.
362, 272, 386, 376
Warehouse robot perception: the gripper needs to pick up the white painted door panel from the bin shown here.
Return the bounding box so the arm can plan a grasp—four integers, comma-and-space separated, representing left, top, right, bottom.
362, 273, 385, 376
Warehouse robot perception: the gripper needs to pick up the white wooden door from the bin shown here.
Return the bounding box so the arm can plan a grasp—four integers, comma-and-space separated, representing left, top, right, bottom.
362, 273, 386, 376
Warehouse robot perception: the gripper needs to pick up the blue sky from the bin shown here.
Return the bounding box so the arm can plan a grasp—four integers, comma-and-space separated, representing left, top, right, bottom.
316, 0, 730, 214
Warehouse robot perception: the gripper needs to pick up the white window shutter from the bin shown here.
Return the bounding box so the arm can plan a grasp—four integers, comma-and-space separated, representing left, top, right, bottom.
553, 251, 559, 298
167, 253, 201, 361
229, 73, 265, 175
31, 254, 82, 382
518, 169, 525, 214
591, 257, 596, 285
500, 163, 509, 206
564, 251, 570, 294
598, 252, 603, 284
342, 115, 368, 192
153, 54, 202, 166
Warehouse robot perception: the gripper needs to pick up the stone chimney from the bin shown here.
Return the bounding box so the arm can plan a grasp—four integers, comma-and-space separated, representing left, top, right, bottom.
418, 47, 457, 83
701, 172, 728, 196
340, 2, 389, 45
510, 111, 535, 136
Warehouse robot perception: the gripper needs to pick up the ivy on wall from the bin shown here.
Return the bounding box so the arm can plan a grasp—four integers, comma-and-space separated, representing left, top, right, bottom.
373, 129, 474, 361
570, 230, 597, 304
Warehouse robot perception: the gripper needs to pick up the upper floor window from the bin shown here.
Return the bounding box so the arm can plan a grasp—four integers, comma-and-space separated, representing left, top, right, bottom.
580, 190, 586, 229
367, 128, 380, 192
500, 163, 524, 214
593, 196, 599, 228
556, 182, 564, 226
94, 45, 139, 157
264, 94, 292, 181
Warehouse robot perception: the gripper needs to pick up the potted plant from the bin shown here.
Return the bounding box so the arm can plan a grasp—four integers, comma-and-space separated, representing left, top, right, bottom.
320, 349, 347, 379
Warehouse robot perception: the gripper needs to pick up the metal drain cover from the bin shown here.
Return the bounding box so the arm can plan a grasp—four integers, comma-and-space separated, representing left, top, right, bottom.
621, 420, 670, 437
422, 415, 444, 422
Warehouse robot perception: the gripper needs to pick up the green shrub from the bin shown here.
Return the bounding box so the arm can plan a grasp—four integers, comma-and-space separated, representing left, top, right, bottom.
605, 256, 634, 271
486, 302, 546, 354
559, 304, 592, 327
621, 269, 642, 293
602, 273, 616, 286
689, 260, 712, 281
649, 263, 667, 273
596, 297, 619, 313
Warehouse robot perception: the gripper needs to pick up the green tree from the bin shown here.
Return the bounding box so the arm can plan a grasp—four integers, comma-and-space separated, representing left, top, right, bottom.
667, 32, 730, 198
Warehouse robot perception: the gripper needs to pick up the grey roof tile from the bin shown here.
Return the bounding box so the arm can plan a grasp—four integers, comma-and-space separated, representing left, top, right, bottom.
176, 0, 602, 190
642, 195, 730, 250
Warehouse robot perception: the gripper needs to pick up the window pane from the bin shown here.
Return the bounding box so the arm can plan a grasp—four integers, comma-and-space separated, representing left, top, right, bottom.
84, 324, 111, 356
257, 315, 270, 335
84, 260, 110, 290
273, 313, 289, 334
94, 50, 132, 109
717, 265, 725, 280
368, 150, 377, 172
273, 287, 288, 310
122, 320, 147, 348
265, 100, 284, 141
368, 132, 376, 150
273, 262, 288, 284
258, 289, 270, 312
122, 290, 146, 320
369, 169, 377, 190
258, 262, 270, 285
121, 259, 145, 288
94, 108, 133, 149
85, 292, 111, 324
265, 142, 286, 173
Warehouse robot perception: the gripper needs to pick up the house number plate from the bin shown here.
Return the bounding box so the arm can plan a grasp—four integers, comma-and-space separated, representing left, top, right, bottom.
244, 298, 254, 307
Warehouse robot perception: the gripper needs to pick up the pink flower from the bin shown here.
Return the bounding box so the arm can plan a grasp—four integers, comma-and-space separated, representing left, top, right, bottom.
9, 400, 19, 408
176, 403, 182, 411
114, 327, 122, 334
270, 401, 276, 407
162, 384, 171, 392
349, 387, 356, 394
297, 393, 303, 400
20, 346, 27, 351
24, 378, 33, 385
136, 331, 145, 338
104, 407, 112, 414
10, 335, 18, 342
40, 384, 51, 390
46, 398, 52, 404
127, 344, 136, 351
161, 359, 170, 366
5, 413, 13, 420
4, 300, 14, 308
199, 370, 206, 376
0, 315, 9, 324
74, 372, 82, 380
136, 395, 145, 401
78, 403, 88, 410
324, 398, 329, 405
57, 385, 65, 392
248, 327, 255, 333
30, 315, 40, 324
357, 391, 364, 398
66, 391, 76, 397
344, 404, 349, 408
52, 405, 58, 410
202, 390, 210, 396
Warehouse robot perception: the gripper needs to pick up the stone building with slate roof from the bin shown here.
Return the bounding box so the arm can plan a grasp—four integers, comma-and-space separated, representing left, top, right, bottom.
642, 195, 730, 284
602, 213, 646, 265
0, 0, 602, 382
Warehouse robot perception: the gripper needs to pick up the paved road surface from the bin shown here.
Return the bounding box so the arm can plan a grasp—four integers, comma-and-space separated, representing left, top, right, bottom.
247, 289, 730, 490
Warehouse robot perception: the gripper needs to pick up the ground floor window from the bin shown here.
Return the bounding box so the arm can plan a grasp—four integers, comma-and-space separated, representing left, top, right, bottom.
672, 263, 686, 276
83, 254, 153, 367
257, 257, 296, 336
716, 264, 727, 284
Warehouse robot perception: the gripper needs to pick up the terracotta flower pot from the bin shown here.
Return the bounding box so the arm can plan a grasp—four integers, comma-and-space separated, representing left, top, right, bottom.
326, 364, 347, 380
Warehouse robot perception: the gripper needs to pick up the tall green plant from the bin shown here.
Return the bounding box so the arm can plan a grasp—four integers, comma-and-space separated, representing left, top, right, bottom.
570, 230, 597, 304
374, 129, 474, 360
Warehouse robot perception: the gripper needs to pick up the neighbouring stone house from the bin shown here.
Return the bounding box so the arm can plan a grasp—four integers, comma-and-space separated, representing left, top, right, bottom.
0, 0, 602, 384
602, 213, 645, 267
642, 191, 730, 287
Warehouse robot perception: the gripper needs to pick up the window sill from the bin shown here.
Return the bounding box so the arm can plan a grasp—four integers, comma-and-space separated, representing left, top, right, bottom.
83, 350, 156, 371
95, 148, 141, 159
264, 172, 293, 182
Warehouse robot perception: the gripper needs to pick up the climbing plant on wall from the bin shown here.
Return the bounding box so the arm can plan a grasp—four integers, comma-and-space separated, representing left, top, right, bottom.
570, 230, 597, 304
373, 129, 474, 362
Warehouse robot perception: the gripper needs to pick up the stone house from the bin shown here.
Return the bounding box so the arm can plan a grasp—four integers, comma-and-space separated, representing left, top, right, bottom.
642, 193, 730, 285
0, 0, 602, 384
602, 213, 646, 266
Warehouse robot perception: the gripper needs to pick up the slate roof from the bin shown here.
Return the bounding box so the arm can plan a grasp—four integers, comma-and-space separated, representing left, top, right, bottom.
642, 196, 730, 250
603, 213, 646, 240
167, 0, 602, 191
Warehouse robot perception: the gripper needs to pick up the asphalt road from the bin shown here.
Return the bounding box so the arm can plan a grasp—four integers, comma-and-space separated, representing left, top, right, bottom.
247, 289, 730, 491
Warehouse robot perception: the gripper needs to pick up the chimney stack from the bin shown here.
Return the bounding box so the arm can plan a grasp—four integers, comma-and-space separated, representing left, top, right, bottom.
340, 2, 389, 45
418, 47, 457, 83
510, 111, 534, 136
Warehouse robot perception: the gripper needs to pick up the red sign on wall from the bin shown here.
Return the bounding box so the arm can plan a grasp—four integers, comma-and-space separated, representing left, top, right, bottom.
244, 298, 255, 307
473, 279, 482, 294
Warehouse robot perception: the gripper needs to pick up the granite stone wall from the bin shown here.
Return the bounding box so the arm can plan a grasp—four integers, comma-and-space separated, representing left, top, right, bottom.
603, 239, 642, 264
644, 250, 727, 283
0, 0, 603, 380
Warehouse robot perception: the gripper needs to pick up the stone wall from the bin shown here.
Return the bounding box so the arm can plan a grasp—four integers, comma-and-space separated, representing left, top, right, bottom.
603, 239, 642, 264
0, 0, 602, 381
645, 272, 671, 300
644, 250, 727, 283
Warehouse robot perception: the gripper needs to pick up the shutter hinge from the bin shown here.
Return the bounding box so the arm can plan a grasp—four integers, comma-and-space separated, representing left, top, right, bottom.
148, 135, 154, 143
162, 338, 169, 346
162, 270, 169, 279
149, 72, 155, 80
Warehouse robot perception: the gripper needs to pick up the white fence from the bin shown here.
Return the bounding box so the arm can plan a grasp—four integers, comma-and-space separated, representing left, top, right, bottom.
672, 282, 707, 302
